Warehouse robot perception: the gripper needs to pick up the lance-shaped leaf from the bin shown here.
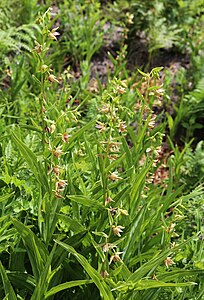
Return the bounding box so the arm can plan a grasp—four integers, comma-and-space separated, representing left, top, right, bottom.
11, 132, 49, 194
54, 240, 114, 300
0, 261, 17, 300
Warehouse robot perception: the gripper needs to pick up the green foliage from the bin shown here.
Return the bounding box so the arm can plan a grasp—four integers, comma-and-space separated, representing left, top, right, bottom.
167, 77, 204, 141
59, 1, 106, 64
180, 141, 204, 188
0, 1, 204, 300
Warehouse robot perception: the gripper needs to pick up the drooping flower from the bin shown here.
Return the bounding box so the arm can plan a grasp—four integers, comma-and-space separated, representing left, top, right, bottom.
56, 179, 67, 190
53, 165, 61, 176
105, 196, 114, 206
164, 257, 175, 268
112, 225, 125, 237
53, 145, 64, 158
100, 270, 109, 278
109, 252, 123, 264
118, 121, 127, 133
102, 243, 116, 253
49, 27, 60, 40
62, 132, 71, 143
48, 74, 59, 83
95, 121, 106, 132
109, 172, 123, 181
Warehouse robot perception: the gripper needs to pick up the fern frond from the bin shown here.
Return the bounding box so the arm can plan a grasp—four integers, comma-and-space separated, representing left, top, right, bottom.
0, 23, 40, 54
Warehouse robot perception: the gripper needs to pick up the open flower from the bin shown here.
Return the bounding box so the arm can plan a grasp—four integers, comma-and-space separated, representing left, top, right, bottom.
53, 146, 64, 158
53, 165, 61, 176
62, 132, 71, 143
95, 121, 106, 132
100, 270, 109, 278
164, 257, 175, 268
56, 179, 67, 190
48, 74, 59, 83
105, 196, 114, 206
112, 225, 125, 237
102, 243, 117, 253
33, 40, 42, 53
100, 105, 110, 113
109, 252, 123, 264
49, 27, 60, 40
118, 122, 127, 133
109, 172, 123, 181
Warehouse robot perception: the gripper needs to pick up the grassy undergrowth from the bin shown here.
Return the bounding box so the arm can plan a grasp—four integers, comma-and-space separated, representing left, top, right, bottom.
0, 1, 204, 299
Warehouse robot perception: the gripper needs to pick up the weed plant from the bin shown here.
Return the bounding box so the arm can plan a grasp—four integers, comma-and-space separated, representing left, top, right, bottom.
0, 2, 204, 300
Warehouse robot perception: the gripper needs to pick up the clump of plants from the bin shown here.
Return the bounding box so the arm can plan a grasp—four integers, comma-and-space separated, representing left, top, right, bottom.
0, 2, 204, 300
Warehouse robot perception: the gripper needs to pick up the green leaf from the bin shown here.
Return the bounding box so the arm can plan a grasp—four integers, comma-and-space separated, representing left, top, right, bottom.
157, 269, 204, 281
11, 132, 49, 195
58, 214, 85, 233
68, 195, 105, 210
31, 244, 57, 300
106, 153, 126, 173
128, 235, 198, 283
121, 135, 132, 168
0, 261, 17, 300
0, 193, 14, 203
8, 272, 35, 294
12, 218, 48, 281
112, 279, 196, 292
52, 232, 87, 269
137, 69, 150, 78
54, 240, 114, 300
123, 205, 147, 262
167, 113, 174, 131
45, 280, 93, 298
130, 160, 153, 215
65, 120, 95, 151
